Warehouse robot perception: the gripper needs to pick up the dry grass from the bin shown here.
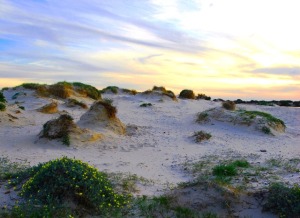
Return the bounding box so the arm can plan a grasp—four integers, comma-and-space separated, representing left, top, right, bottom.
222, 101, 236, 111
93, 101, 117, 119
37, 102, 58, 114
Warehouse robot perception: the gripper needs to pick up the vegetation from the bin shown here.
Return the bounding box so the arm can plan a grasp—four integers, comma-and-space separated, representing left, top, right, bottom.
179, 89, 195, 99
222, 101, 236, 110
94, 100, 117, 118
101, 86, 119, 94
136, 195, 217, 218
72, 82, 101, 100
212, 164, 238, 177
262, 126, 271, 134
20, 83, 43, 90
264, 183, 300, 217
67, 98, 88, 109
122, 88, 137, 95
0, 91, 6, 103
37, 101, 58, 114
241, 110, 285, 127
0, 102, 6, 111
6, 157, 130, 217
196, 93, 211, 100
140, 103, 152, 107
193, 131, 212, 143
41, 114, 75, 145
196, 112, 209, 123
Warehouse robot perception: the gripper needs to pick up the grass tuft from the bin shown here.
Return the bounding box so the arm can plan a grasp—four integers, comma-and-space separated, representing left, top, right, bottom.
193, 131, 212, 143
222, 101, 236, 110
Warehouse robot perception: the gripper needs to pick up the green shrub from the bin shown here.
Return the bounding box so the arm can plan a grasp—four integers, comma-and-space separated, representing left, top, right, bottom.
0, 102, 6, 111
241, 110, 285, 127
262, 126, 271, 134
19, 106, 25, 110
193, 131, 211, 143
140, 103, 152, 107
196, 112, 209, 123
101, 86, 118, 94
72, 82, 101, 100
21, 83, 42, 90
0, 91, 6, 103
212, 164, 237, 177
1, 87, 9, 91
231, 160, 250, 168
222, 101, 236, 110
18, 157, 129, 215
179, 89, 195, 99
196, 93, 211, 100
264, 183, 300, 217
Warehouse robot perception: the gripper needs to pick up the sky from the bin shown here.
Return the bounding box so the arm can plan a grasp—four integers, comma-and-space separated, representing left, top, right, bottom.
0, 0, 300, 100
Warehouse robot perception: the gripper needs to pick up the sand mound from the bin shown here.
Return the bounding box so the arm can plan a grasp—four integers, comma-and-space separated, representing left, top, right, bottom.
140, 87, 177, 101
78, 101, 126, 134
66, 98, 88, 109
37, 101, 58, 114
39, 114, 102, 145
197, 107, 286, 134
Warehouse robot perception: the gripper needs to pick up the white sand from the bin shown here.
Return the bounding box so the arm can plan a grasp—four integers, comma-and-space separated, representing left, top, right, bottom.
1, 88, 300, 201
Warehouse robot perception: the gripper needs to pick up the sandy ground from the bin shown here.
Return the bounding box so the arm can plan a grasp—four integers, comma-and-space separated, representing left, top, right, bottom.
0, 87, 299, 216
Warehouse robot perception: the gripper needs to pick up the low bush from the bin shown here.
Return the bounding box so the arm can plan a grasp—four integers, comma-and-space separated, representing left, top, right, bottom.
72, 82, 101, 100
262, 126, 271, 134
140, 103, 152, 107
196, 93, 211, 100
0, 91, 6, 103
0, 102, 6, 111
152, 86, 167, 92
222, 101, 236, 110
179, 89, 195, 99
264, 183, 300, 217
231, 160, 250, 168
212, 164, 237, 177
122, 88, 137, 95
21, 83, 42, 90
193, 131, 211, 143
11, 157, 130, 216
101, 86, 118, 94
196, 112, 209, 123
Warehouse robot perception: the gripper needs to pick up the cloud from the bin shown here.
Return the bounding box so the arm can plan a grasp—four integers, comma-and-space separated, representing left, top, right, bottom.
252, 67, 300, 77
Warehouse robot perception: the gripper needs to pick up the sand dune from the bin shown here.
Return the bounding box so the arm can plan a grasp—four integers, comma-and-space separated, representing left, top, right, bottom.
0, 85, 299, 216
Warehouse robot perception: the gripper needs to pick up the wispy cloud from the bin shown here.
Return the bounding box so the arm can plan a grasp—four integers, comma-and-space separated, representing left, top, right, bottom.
0, 0, 300, 99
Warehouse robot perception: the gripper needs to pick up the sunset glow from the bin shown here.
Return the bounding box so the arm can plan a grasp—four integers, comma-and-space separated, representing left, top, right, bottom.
1, 0, 300, 100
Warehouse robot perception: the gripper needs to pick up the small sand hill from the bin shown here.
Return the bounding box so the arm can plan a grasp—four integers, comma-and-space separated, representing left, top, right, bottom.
39, 114, 102, 145
198, 107, 286, 134
77, 101, 126, 134
139, 86, 177, 102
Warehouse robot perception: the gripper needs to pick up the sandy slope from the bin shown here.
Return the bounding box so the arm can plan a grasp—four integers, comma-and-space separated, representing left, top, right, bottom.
0, 88, 300, 215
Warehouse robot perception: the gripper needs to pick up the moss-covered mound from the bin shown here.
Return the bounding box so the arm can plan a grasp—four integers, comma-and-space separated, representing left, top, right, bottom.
197, 107, 286, 134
